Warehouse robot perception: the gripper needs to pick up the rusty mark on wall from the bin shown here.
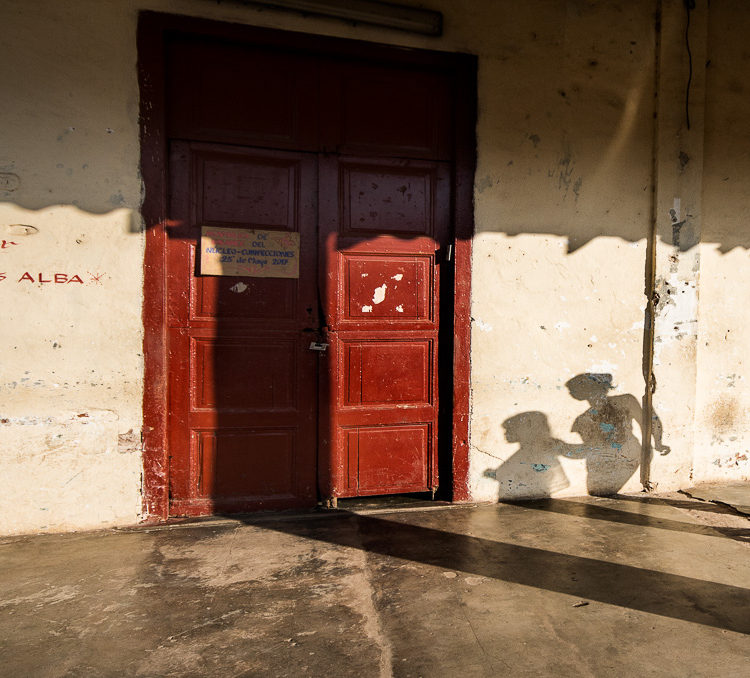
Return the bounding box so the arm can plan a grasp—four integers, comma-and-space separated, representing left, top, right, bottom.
709, 396, 739, 435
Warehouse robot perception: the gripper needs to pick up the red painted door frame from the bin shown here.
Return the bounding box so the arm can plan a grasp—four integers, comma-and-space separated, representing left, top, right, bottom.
138, 11, 476, 521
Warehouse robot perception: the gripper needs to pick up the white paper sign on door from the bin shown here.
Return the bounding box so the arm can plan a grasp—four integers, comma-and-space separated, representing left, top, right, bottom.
200, 226, 300, 278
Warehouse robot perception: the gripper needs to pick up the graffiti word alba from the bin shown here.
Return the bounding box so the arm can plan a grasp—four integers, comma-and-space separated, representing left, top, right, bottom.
14, 272, 84, 284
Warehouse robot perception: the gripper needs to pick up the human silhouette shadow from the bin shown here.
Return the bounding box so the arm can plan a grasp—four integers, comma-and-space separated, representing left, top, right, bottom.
483, 411, 575, 497
486, 374, 670, 499
564, 373, 670, 496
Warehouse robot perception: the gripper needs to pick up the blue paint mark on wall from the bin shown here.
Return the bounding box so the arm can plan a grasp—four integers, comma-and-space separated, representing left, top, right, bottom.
531, 463, 551, 472
599, 423, 615, 432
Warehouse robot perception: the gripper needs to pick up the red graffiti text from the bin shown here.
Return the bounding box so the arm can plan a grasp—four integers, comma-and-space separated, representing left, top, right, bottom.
17, 272, 84, 284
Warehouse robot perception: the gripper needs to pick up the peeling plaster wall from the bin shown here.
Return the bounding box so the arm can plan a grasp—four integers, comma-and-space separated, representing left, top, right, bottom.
1, 0, 748, 533
468, 1, 655, 501
694, 0, 750, 483
0, 0, 145, 534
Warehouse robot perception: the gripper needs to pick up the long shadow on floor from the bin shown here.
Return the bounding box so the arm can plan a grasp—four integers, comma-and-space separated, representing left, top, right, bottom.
614, 492, 742, 514
505, 497, 750, 542
244, 509, 750, 635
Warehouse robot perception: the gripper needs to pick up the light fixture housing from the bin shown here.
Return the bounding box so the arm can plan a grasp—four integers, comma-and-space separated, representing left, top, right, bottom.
216, 0, 443, 36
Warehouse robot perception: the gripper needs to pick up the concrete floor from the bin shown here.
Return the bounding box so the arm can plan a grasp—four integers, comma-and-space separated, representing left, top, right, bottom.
684, 481, 750, 515
1, 494, 748, 678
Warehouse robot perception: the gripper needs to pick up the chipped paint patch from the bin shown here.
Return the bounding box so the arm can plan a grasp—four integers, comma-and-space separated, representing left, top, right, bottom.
711, 452, 749, 468
229, 282, 248, 294
474, 317, 493, 332
391, 274, 403, 281
361, 305, 373, 313
653, 274, 698, 366
372, 284, 387, 304
395, 305, 404, 313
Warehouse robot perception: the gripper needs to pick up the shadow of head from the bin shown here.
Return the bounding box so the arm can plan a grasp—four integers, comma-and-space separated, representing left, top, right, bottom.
502, 411, 551, 445
565, 373, 615, 401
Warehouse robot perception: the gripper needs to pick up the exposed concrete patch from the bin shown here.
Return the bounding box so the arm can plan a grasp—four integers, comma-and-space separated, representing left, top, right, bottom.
682, 482, 750, 516
351, 521, 394, 678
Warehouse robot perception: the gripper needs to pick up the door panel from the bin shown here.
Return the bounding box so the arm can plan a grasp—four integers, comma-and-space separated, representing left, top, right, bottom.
339, 160, 439, 237
167, 36, 319, 151
191, 336, 297, 411
192, 276, 296, 321
345, 424, 431, 494
196, 428, 297, 498
320, 156, 449, 498
344, 340, 433, 406
200, 156, 301, 226
320, 60, 452, 160
342, 254, 434, 322
167, 142, 318, 514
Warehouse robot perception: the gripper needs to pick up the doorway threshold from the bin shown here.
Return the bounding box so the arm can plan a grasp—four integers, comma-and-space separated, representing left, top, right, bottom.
333, 493, 461, 515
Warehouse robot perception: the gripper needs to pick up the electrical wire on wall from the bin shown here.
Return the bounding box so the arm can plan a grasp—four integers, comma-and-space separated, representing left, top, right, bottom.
684, 0, 696, 129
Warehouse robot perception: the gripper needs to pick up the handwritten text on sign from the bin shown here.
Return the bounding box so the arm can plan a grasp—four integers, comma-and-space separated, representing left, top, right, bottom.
200, 227, 299, 278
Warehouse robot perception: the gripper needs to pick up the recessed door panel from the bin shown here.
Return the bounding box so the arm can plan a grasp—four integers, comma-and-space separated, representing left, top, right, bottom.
342, 164, 434, 236
344, 424, 431, 493
196, 429, 296, 498
167, 37, 318, 150
192, 337, 296, 411
343, 254, 432, 322
322, 60, 451, 160
193, 275, 296, 321
344, 340, 432, 407
201, 156, 298, 228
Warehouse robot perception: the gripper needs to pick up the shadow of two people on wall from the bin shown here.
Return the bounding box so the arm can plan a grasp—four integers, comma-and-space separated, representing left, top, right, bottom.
485, 373, 670, 497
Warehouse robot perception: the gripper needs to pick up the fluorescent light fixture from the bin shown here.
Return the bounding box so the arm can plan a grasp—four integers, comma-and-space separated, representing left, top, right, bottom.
217, 0, 443, 36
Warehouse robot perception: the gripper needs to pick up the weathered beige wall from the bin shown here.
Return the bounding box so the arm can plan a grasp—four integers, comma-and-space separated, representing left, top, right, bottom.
0, 0, 145, 533
469, 1, 656, 500
694, 0, 750, 483
1, 0, 747, 534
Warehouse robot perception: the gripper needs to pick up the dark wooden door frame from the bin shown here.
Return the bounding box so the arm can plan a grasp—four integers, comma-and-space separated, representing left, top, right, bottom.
138, 11, 476, 521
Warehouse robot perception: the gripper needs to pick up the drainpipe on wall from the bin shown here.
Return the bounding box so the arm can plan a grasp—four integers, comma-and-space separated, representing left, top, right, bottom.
642, 0, 707, 492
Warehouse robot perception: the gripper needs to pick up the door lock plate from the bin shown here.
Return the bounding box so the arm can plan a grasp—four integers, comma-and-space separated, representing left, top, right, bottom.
309, 342, 329, 352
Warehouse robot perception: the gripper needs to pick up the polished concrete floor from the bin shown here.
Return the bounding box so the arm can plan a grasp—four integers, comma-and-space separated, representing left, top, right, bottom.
1, 493, 748, 677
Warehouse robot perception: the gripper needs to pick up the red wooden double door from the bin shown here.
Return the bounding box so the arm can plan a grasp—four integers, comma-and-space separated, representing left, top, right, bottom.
164, 34, 453, 515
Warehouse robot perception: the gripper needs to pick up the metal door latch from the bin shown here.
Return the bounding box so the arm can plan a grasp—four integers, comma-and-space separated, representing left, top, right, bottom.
309, 342, 329, 352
